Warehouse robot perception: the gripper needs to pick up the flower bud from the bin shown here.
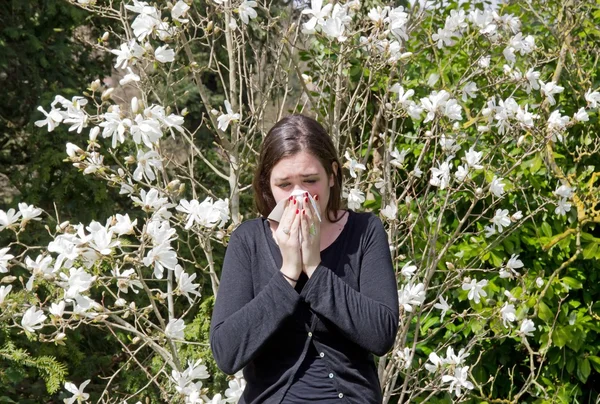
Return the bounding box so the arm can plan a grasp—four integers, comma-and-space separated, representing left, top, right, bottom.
125, 155, 136, 164
132, 336, 141, 344
446, 262, 455, 270
1, 276, 16, 284
101, 88, 114, 101
475, 187, 483, 198
206, 21, 214, 33
144, 42, 154, 53
131, 97, 139, 114
90, 79, 101, 92
167, 179, 181, 191
89, 126, 100, 142
101, 32, 109, 41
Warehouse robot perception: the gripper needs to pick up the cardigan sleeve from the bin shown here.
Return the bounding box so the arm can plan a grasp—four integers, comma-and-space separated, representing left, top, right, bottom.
299, 214, 399, 356
210, 226, 301, 375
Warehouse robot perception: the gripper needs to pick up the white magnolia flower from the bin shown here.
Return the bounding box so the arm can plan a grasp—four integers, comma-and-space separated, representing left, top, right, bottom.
536, 277, 544, 288
225, 375, 246, 402
0, 285, 12, 305
49, 301, 66, 317
165, 318, 185, 340
25, 254, 54, 290
322, 16, 347, 42
500, 254, 524, 279
217, 100, 240, 131
397, 282, 426, 312
539, 80, 564, 106
344, 151, 366, 178
434, 295, 451, 322
445, 346, 470, 366
519, 319, 536, 337
484, 224, 496, 238
395, 347, 412, 370
511, 210, 523, 221
491, 209, 511, 233
171, 1, 190, 23
390, 84, 414, 107
0, 247, 14, 273
99, 106, 128, 149
554, 184, 574, 199
425, 351, 445, 373
176, 197, 230, 229
131, 188, 171, 212
524, 69, 541, 93
134, 150, 162, 182
143, 242, 178, 279
585, 89, 600, 108
500, 302, 517, 327
346, 189, 365, 210
432, 27, 457, 48
464, 147, 483, 170
238, 1, 258, 25
60, 267, 97, 300
390, 147, 409, 167
34, 106, 63, 132
21, 306, 47, 333
175, 265, 201, 304
380, 204, 398, 221
112, 213, 137, 236
547, 110, 570, 142
555, 198, 571, 216
400, 261, 417, 279
439, 134, 461, 156
573, 107, 589, 122
421, 90, 451, 123
489, 176, 505, 197
155, 44, 175, 63
64, 379, 91, 404
119, 67, 141, 86
131, 115, 163, 148
455, 165, 469, 182
0, 208, 22, 231
461, 81, 478, 102
368, 6, 389, 24
131, 13, 160, 41
442, 366, 474, 397
462, 278, 488, 304
302, 0, 333, 32
110, 40, 145, 70
430, 159, 452, 190
111, 267, 142, 294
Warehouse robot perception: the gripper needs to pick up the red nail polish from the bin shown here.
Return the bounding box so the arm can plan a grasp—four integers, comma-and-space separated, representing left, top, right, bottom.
296, 209, 300, 214
315, 195, 319, 201
289, 196, 293, 201
293, 199, 297, 204
305, 197, 309, 203
303, 209, 306, 215
305, 192, 309, 197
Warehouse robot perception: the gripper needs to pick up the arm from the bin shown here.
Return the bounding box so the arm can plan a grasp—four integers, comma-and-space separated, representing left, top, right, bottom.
210, 229, 301, 374
300, 215, 399, 356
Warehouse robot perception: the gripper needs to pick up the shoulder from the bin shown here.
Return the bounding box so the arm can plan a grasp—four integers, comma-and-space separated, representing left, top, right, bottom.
348, 210, 384, 233
227, 217, 266, 250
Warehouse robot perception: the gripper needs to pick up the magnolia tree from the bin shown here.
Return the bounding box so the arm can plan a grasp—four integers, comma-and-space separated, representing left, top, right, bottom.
1, 0, 600, 402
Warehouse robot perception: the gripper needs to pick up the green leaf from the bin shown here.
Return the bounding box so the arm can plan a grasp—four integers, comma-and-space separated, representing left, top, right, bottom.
561, 277, 583, 290
589, 356, 600, 373
553, 326, 571, 349
577, 357, 591, 383
538, 301, 554, 323
582, 242, 598, 259
541, 222, 553, 238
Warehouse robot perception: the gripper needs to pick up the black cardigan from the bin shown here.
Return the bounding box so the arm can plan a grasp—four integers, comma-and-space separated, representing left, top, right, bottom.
210, 210, 399, 403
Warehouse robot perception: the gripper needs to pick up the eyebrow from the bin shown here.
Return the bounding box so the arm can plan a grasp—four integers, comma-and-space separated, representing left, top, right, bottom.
274, 174, 319, 181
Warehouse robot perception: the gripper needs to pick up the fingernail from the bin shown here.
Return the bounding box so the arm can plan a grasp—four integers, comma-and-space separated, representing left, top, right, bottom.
305, 192, 309, 197
303, 209, 306, 215
293, 199, 297, 204
315, 195, 319, 201
305, 197, 308, 203
296, 209, 299, 214
289, 196, 293, 201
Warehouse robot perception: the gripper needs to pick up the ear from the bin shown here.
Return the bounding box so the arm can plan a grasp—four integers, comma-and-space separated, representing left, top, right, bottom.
329, 162, 338, 187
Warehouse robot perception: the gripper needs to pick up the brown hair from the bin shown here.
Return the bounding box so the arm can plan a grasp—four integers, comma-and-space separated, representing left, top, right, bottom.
253, 115, 344, 222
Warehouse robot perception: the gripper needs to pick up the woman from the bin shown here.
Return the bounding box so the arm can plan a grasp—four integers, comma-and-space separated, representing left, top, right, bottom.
210, 115, 399, 403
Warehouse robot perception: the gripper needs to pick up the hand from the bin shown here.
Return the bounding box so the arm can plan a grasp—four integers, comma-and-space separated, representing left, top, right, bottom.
300, 193, 322, 278
275, 196, 302, 283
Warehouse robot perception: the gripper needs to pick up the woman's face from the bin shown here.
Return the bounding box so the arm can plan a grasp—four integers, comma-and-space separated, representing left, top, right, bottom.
269, 151, 336, 218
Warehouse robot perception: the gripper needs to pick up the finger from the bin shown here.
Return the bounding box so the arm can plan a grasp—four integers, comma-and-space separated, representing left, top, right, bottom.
278, 196, 295, 234
300, 208, 310, 244
311, 193, 322, 223
290, 206, 301, 240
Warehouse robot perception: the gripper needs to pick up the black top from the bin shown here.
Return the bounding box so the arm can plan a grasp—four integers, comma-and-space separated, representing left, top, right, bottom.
210, 210, 399, 404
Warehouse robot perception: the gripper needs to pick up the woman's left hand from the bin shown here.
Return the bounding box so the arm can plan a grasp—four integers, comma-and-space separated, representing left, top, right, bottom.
300, 193, 322, 278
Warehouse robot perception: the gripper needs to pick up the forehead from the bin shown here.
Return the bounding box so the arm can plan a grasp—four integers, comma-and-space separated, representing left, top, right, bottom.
270, 151, 326, 180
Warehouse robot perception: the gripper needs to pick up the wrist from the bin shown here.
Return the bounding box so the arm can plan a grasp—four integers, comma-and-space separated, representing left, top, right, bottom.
304, 263, 320, 278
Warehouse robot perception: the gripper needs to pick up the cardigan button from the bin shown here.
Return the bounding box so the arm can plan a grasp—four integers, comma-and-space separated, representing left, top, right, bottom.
308, 332, 313, 337
319, 352, 325, 358
338, 393, 344, 398
329, 373, 334, 378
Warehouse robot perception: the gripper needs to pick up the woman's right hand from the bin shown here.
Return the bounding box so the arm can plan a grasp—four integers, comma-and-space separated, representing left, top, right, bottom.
276, 196, 302, 283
